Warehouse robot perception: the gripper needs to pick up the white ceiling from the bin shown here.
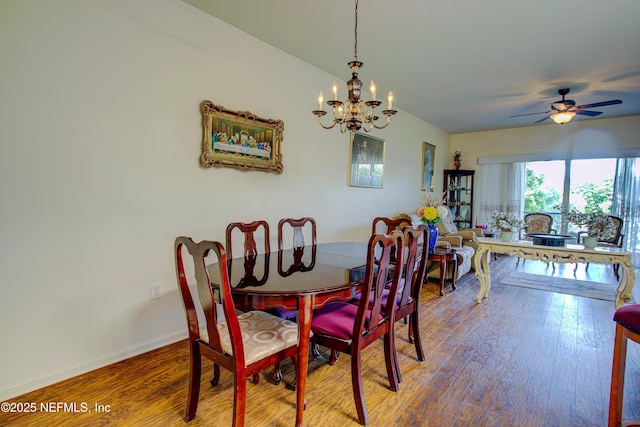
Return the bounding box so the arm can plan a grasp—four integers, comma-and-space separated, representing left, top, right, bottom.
182, 0, 640, 134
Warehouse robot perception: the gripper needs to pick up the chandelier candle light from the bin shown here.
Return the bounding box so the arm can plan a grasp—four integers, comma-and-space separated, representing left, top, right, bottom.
312, 0, 397, 133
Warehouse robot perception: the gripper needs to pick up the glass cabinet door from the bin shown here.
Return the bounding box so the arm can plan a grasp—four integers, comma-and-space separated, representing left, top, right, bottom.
443, 169, 474, 229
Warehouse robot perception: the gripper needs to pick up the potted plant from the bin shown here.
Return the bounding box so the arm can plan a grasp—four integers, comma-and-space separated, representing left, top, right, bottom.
557, 206, 616, 249
453, 151, 462, 170
490, 211, 528, 242
416, 191, 449, 252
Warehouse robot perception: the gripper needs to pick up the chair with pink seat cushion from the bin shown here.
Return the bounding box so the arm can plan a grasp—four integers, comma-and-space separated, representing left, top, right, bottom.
310, 231, 405, 425
391, 225, 429, 382
608, 303, 640, 427
349, 224, 429, 385
174, 237, 298, 425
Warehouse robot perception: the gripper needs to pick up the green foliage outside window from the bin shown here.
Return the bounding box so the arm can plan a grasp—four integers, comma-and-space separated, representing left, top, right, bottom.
573, 179, 613, 213
524, 169, 561, 213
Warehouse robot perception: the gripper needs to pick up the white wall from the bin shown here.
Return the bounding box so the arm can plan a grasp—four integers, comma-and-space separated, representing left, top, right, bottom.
0, 0, 450, 399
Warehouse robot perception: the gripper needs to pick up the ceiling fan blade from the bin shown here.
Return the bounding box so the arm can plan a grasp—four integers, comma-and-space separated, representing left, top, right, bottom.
534, 116, 550, 124
576, 99, 622, 109
510, 111, 549, 118
576, 110, 603, 117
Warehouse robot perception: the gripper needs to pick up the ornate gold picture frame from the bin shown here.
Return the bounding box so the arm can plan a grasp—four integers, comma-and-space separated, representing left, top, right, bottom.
200, 100, 284, 174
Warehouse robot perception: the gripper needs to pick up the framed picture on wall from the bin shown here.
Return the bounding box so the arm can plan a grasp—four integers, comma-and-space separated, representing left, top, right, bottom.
349, 132, 385, 188
421, 142, 436, 191
200, 100, 284, 174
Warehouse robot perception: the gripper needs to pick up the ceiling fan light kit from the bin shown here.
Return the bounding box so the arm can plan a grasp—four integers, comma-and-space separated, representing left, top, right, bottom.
312, 0, 396, 133
550, 111, 576, 124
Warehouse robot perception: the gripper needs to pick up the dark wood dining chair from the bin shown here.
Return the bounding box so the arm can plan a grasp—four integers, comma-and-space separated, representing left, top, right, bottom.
391, 225, 429, 383
278, 217, 317, 250
350, 225, 428, 386
277, 217, 317, 277
310, 231, 405, 425
226, 220, 287, 384
225, 220, 270, 260
608, 303, 640, 427
174, 237, 298, 425
371, 216, 413, 235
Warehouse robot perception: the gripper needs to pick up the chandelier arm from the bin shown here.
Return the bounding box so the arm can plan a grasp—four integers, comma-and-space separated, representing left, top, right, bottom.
371, 116, 392, 130
361, 122, 374, 133
315, 115, 339, 130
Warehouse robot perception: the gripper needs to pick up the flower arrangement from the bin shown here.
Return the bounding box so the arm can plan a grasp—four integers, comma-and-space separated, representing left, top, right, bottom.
557, 206, 617, 240
490, 211, 528, 232
416, 192, 449, 225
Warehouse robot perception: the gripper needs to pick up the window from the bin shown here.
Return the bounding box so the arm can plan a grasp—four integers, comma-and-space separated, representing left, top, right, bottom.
525, 159, 616, 235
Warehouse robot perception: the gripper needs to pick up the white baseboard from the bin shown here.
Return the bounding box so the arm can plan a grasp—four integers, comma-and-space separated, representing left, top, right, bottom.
0, 330, 188, 402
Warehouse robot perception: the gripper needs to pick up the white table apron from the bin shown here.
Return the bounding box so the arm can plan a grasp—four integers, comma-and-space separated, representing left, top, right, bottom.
473, 237, 635, 308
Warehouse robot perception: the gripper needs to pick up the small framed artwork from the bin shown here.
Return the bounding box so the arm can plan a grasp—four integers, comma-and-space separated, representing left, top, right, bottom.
349, 132, 385, 188
200, 100, 284, 174
421, 142, 436, 191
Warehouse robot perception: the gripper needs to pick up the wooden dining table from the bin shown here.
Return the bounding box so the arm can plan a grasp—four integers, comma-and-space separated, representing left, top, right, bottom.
209, 241, 370, 426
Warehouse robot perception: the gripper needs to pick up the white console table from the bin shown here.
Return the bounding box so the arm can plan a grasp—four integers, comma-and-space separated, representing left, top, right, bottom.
474, 237, 635, 308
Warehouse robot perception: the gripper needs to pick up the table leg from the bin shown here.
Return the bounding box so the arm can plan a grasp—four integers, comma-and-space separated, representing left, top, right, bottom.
295, 294, 313, 426
474, 248, 488, 303
439, 257, 446, 296
482, 250, 492, 298
451, 255, 457, 291
616, 260, 635, 309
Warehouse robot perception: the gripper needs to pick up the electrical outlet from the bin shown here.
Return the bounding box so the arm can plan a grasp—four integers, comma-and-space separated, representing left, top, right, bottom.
151, 283, 161, 300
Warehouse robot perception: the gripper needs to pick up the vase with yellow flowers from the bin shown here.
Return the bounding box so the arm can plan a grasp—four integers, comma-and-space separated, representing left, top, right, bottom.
416, 192, 449, 252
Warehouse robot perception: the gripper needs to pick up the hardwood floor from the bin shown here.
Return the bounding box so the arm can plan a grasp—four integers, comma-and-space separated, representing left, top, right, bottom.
2, 255, 639, 426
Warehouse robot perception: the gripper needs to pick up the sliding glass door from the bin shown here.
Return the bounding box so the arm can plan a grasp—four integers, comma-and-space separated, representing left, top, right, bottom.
525, 159, 617, 235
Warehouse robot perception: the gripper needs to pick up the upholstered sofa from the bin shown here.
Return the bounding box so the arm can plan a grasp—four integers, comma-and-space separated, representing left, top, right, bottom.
397, 213, 476, 283
435, 206, 484, 261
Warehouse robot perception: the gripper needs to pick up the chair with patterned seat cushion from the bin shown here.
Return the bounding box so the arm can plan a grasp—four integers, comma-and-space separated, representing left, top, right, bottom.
174, 237, 299, 425
517, 213, 555, 266
608, 303, 640, 427
519, 213, 555, 239
226, 220, 281, 383
311, 231, 405, 425
578, 215, 625, 279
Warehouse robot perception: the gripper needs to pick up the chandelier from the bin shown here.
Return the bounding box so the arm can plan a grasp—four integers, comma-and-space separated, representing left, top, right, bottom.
312, 0, 396, 133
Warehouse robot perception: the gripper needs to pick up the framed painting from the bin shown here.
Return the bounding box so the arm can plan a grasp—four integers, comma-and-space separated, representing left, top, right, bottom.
200, 100, 284, 174
349, 132, 385, 188
421, 142, 436, 191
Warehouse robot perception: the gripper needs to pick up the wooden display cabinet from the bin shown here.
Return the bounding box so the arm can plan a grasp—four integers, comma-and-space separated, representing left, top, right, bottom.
443, 169, 475, 229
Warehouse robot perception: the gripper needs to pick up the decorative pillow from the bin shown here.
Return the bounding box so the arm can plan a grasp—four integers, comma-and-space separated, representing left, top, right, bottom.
437, 207, 458, 235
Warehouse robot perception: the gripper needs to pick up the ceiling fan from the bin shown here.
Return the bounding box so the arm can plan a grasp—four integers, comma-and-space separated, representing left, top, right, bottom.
511, 88, 623, 124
